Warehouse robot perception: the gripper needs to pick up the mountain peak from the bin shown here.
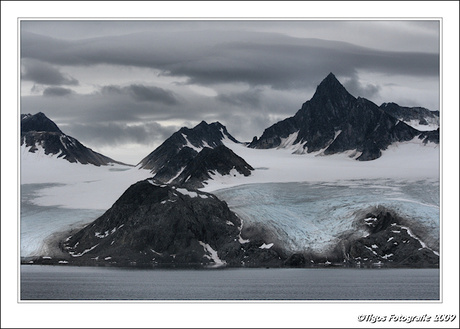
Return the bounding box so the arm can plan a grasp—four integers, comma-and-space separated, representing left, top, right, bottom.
319, 72, 341, 87
195, 120, 225, 130
21, 112, 128, 166
250, 73, 429, 160
138, 120, 240, 173
312, 72, 354, 100
21, 112, 63, 134
325, 72, 338, 81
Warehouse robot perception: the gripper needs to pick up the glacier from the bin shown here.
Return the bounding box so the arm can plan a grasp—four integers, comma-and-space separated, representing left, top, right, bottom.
21, 184, 105, 257
214, 179, 439, 254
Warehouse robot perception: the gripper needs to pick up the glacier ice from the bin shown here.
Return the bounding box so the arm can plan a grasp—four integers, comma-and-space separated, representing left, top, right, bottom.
214, 179, 439, 254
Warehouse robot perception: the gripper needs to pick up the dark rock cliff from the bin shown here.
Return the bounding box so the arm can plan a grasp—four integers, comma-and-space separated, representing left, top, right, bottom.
53, 179, 283, 268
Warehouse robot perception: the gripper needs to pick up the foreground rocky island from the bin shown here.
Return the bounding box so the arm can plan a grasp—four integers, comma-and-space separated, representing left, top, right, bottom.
24, 179, 284, 268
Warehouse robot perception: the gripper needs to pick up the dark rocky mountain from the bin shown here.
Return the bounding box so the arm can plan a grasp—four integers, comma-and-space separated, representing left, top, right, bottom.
380, 102, 439, 127
138, 121, 252, 186
21, 112, 128, 166
249, 73, 439, 161
284, 206, 439, 268
170, 145, 254, 189
138, 121, 240, 172
343, 207, 439, 268
50, 179, 283, 268
21, 112, 63, 134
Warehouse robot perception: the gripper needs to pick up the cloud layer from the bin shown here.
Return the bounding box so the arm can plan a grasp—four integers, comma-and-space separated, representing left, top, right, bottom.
21, 29, 439, 91
22, 59, 79, 85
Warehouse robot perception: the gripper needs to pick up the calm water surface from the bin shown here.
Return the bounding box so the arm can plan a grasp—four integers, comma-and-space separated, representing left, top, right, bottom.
21, 265, 439, 300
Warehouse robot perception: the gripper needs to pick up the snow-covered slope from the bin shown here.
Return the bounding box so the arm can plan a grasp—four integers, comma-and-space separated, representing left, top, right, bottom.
200, 136, 439, 192
21, 144, 152, 210
380, 102, 439, 131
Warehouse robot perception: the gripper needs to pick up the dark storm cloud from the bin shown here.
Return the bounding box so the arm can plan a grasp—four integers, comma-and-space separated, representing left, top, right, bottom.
21, 29, 439, 91
217, 88, 263, 108
168, 41, 438, 90
21, 59, 79, 86
21, 91, 183, 126
65, 121, 177, 149
101, 84, 179, 105
128, 85, 176, 104
43, 86, 74, 97
21, 82, 305, 144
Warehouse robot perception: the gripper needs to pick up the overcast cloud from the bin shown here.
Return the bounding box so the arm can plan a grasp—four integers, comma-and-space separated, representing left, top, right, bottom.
21, 59, 79, 86
20, 20, 440, 164
42, 86, 75, 97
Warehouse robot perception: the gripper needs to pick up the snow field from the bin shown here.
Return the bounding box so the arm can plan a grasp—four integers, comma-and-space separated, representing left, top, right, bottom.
201, 136, 439, 192
21, 144, 152, 210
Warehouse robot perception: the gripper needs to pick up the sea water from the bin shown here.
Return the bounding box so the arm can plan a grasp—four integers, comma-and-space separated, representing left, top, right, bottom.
20, 265, 439, 300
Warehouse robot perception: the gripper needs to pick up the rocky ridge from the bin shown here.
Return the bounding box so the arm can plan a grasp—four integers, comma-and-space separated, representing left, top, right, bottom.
21, 112, 128, 166
138, 121, 253, 187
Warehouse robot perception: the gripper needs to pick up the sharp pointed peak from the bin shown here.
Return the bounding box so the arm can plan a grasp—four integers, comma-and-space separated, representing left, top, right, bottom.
311, 72, 355, 101
318, 72, 343, 87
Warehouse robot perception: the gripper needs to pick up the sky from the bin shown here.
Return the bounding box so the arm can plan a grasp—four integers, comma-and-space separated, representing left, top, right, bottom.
19, 19, 441, 164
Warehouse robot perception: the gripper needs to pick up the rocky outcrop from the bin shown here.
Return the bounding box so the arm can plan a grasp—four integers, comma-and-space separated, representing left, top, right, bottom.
171, 145, 254, 189
380, 102, 439, 127
21, 112, 128, 166
419, 128, 440, 144
48, 179, 283, 268
329, 207, 439, 268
